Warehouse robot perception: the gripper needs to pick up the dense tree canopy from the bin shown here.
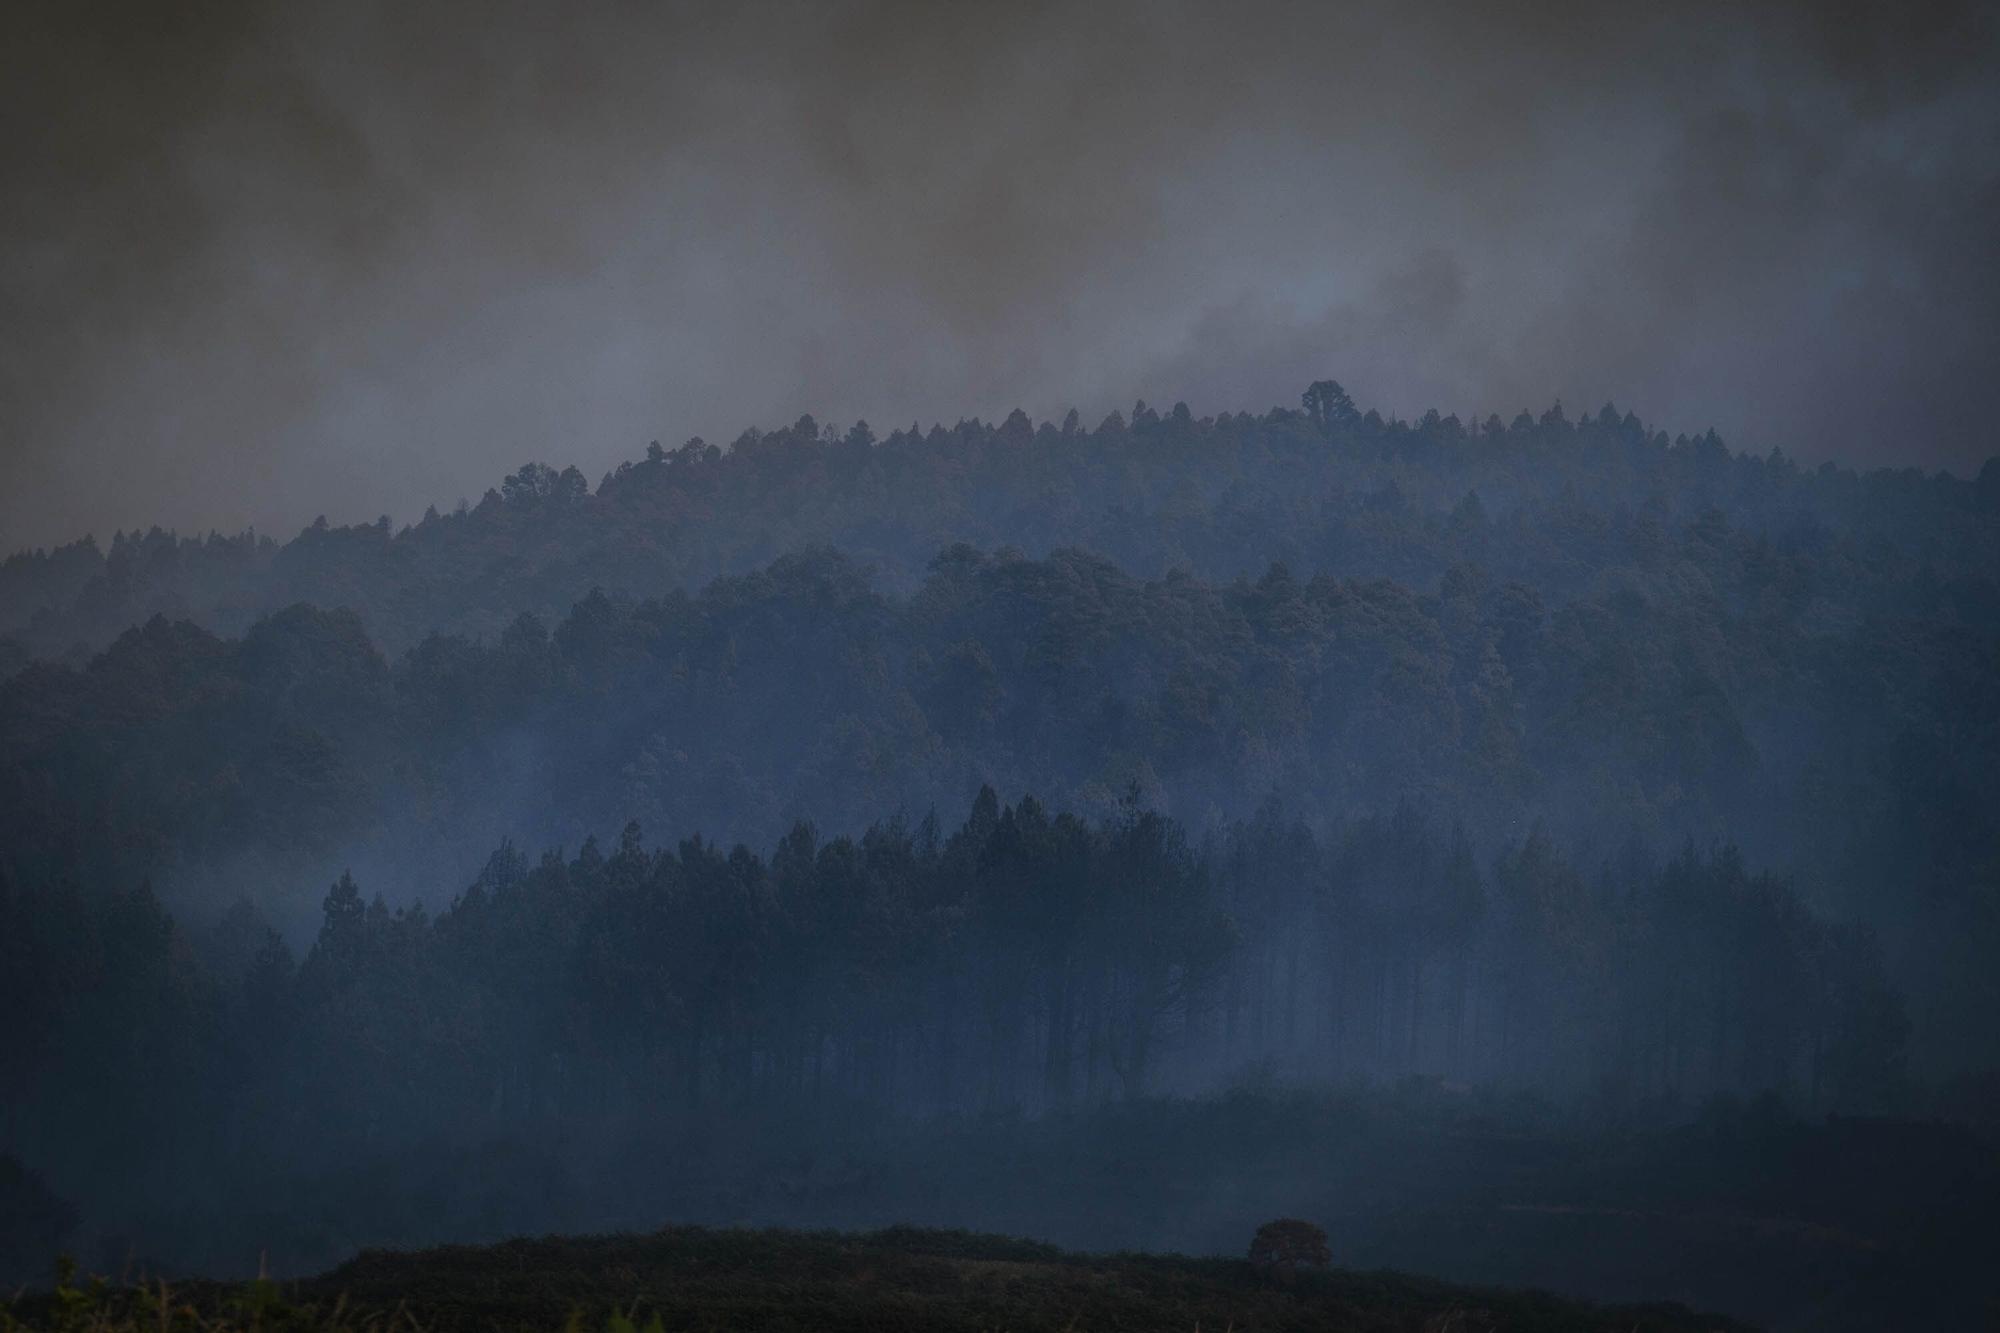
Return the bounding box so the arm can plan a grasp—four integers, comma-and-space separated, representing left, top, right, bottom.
0, 791, 1906, 1275
1, 532, 1990, 1071
3, 396, 1993, 663
0, 385, 1992, 1297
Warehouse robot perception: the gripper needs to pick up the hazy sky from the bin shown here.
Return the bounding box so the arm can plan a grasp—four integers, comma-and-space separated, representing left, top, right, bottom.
3, 0, 1996, 550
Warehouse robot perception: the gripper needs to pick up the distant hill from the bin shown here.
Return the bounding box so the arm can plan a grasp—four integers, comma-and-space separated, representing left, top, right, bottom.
4, 387, 1994, 666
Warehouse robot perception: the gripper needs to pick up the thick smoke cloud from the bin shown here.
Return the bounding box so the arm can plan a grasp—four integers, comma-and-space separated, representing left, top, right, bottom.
2, 0, 1996, 549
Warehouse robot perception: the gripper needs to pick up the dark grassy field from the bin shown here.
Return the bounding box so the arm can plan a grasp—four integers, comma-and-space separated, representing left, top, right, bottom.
4, 1225, 1748, 1331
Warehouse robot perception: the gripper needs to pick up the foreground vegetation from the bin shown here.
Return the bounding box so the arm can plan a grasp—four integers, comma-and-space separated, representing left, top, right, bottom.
2, 1225, 1748, 1332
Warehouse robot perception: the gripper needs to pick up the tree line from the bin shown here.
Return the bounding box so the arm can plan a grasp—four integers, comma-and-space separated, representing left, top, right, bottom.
4, 384, 1993, 668
2, 529, 1991, 1072
2, 791, 1907, 1250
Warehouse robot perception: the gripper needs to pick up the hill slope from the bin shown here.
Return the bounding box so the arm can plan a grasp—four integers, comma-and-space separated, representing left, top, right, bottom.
4, 393, 1993, 666
7, 1225, 1751, 1332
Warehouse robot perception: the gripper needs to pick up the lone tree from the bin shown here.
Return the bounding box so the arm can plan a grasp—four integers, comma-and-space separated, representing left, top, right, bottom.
1301, 379, 1358, 433
1248, 1218, 1331, 1273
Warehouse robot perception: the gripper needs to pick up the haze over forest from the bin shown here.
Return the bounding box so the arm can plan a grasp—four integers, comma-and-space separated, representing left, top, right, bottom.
2, 4, 1998, 1332
5, 0, 1998, 549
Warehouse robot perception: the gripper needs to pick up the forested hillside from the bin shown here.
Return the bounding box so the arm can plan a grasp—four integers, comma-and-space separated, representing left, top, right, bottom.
4, 389, 1995, 664
0, 791, 1939, 1310
3, 496, 1994, 1071
2, 790, 1903, 1188
2, 386, 1996, 1324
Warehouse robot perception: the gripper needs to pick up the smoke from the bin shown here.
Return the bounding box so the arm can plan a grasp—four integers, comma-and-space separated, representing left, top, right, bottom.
2, 0, 1996, 549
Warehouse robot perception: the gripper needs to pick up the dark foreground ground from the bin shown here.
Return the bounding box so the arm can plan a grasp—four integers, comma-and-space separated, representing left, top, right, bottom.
12, 1091, 1998, 1329
3, 1225, 1747, 1332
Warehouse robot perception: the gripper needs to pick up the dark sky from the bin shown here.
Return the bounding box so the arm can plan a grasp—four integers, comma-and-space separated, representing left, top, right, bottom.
3, 0, 1997, 550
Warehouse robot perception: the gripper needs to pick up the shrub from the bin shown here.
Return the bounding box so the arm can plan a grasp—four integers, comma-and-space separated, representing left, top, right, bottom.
1248, 1218, 1330, 1272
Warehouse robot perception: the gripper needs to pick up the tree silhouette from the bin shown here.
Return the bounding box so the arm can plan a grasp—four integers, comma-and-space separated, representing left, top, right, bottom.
1301, 379, 1357, 432
1248, 1218, 1331, 1272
